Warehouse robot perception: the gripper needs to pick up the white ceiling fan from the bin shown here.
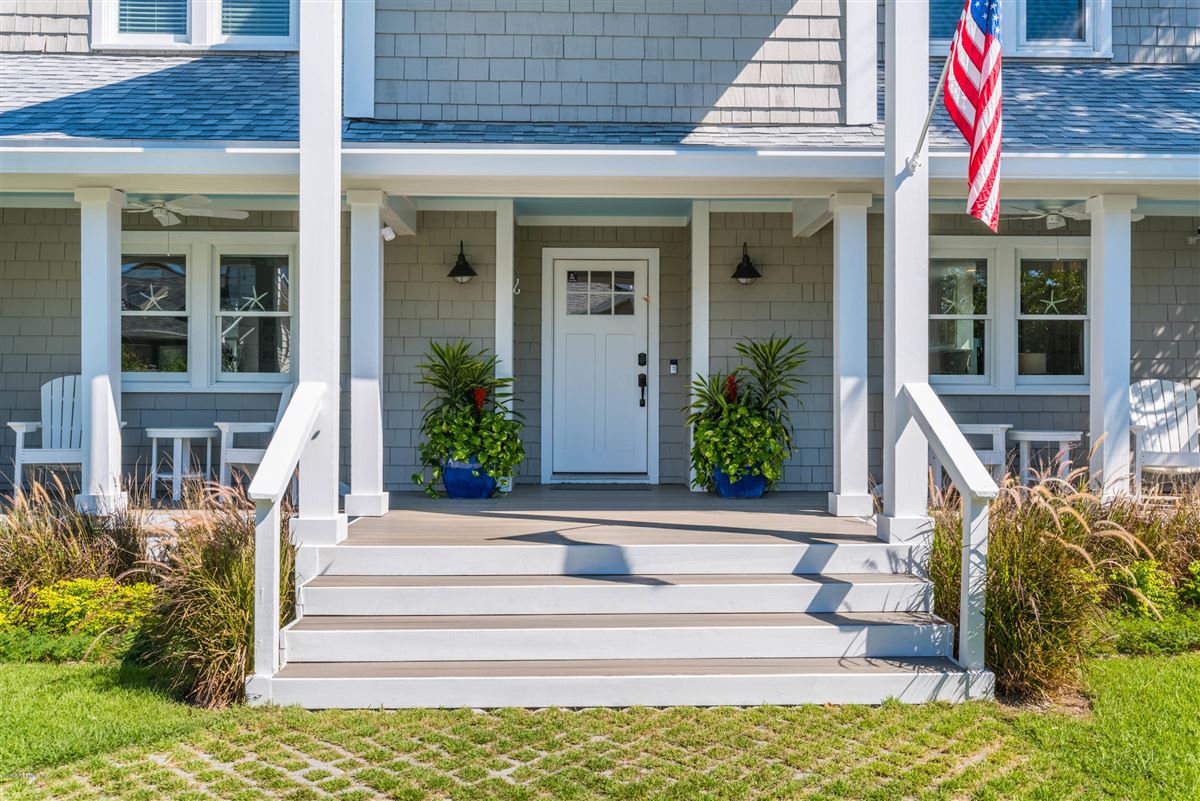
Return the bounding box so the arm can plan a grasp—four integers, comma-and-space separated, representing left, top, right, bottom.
124, 195, 250, 227
1000, 203, 1087, 230
1001, 202, 1144, 231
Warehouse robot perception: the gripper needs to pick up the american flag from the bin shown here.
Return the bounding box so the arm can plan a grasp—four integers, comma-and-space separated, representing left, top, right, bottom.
943, 0, 1003, 231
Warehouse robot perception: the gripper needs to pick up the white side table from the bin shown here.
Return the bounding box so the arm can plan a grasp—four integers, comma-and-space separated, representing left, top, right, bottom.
147, 427, 220, 501
1008, 429, 1083, 485
932, 423, 1012, 489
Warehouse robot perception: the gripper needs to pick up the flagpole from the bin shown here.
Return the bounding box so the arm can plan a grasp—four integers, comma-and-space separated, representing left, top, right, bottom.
905, 51, 954, 175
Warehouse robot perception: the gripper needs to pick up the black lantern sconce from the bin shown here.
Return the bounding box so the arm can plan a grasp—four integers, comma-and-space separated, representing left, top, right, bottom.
448, 241, 477, 284
732, 242, 761, 285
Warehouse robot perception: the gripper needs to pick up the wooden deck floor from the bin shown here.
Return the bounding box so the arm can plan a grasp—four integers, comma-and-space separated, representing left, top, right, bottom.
345, 487, 878, 546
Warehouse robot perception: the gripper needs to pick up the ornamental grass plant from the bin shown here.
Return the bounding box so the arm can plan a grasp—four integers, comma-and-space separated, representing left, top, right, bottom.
930, 470, 1200, 699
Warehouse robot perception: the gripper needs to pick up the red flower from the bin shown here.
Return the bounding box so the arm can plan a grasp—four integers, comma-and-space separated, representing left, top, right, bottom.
472, 386, 487, 412
725, 373, 738, 403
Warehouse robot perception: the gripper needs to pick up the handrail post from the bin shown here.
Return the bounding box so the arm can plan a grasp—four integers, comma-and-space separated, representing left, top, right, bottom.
247, 497, 281, 706
959, 494, 989, 672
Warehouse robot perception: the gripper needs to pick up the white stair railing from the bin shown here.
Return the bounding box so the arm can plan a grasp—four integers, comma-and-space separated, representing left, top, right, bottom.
245, 381, 324, 702
901, 382, 1000, 670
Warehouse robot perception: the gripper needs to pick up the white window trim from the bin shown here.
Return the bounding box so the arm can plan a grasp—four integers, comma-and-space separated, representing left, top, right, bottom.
930, 236, 1091, 396
931, 0, 1112, 60
213, 243, 297, 385
120, 231, 298, 393
929, 255, 993, 387
92, 0, 299, 52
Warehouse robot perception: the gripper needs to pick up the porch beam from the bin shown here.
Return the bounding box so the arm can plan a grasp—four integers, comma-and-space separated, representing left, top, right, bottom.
382, 194, 418, 237
689, 201, 710, 491
293, 0, 347, 545
345, 190, 390, 517
879, 0, 931, 542
828, 193, 874, 517
1086, 193, 1137, 497
73, 187, 126, 514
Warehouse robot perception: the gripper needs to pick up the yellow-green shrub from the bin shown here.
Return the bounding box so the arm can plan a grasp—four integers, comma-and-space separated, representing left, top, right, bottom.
0, 588, 21, 631
27, 578, 157, 637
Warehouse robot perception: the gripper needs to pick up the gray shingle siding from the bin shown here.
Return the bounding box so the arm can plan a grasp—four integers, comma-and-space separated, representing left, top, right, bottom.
0, 0, 90, 54
372, 0, 848, 124
1113, 0, 1200, 64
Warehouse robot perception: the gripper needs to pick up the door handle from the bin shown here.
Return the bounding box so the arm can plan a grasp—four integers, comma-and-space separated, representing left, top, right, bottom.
638, 373, 647, 407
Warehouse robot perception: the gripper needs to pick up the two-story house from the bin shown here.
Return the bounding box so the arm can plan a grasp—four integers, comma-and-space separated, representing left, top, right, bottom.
0, 0, 1197, 708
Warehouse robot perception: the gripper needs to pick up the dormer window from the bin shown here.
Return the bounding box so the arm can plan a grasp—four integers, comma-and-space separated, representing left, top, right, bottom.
93, 0, 298, 51
931, 0, 1112, 59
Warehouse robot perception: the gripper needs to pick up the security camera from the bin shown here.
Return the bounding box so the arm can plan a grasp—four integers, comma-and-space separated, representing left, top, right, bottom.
380, 226, 396, 241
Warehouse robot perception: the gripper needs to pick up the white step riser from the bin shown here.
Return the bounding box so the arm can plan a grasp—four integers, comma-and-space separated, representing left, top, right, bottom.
300, 582, 934, 616
266, 670, 993, 708
283, 624, 952, 663
315, 544, 921, 576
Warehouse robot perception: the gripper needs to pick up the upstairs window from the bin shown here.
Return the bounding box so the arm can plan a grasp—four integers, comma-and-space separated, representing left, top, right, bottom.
930, 0, 1111, 58
94, 0, 298, 51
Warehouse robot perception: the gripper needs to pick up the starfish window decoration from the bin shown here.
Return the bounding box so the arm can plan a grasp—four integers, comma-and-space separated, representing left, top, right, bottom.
138, 283, 170, 311
940, 290, 971, 315
1041, 288, 1065, 314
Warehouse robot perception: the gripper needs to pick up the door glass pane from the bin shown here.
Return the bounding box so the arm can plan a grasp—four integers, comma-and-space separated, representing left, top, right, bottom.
612, 294, 635, 315
930, 320, 986, 376
614, 271, 635, 292
122, 316, 188, 372
930, 0, 962, 39
220, 255, 290, 312
220, 317, 291, 373
588, 271, 612, 291
1026, 0, 1085, 40
1018, 320, 1085, 375
122, 255, 186, 311
588, 293, 614, 315
930, 258, 987, 315
1020, 259, 1086, 315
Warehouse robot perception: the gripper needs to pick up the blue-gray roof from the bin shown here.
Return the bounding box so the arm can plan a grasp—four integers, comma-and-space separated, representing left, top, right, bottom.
1, 54, 1197, 154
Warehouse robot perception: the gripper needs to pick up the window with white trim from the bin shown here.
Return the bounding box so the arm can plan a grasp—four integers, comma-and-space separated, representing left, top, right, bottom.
930, 0, 1112, 59
93, 0, 298, 51
930, 237, 1090, 394
120, 232, 297, 392
929, 258, 990, 381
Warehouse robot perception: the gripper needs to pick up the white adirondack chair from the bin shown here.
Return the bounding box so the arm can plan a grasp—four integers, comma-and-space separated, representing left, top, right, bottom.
215, 384, 294, 487
7, 376, 83, 491
1129, 379, 1200, 495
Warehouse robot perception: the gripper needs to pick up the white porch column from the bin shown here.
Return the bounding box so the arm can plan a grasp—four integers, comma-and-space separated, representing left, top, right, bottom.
345, 191, 389, 516
879, 0, 931, 542
1086, 194, 1137, 497
689, 201, 710, 491
828, 192, 874, 517
74, 187, 126, 513
495, 199, 515, 382
293, 0, 346, 545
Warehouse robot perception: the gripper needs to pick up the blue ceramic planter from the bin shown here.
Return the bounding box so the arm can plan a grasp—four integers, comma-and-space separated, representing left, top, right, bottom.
443, 456, 498, 499
712, 467, 768, 499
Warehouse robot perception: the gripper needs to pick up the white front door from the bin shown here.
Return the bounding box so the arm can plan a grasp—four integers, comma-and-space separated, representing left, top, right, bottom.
551, 258, 650, 476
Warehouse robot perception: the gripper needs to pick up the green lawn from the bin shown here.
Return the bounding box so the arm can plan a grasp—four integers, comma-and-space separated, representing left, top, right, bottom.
1, 655, 1196, 801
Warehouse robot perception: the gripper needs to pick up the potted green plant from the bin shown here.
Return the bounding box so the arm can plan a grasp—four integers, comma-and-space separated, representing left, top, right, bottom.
685, 335, 808, 498
411, 340, 525, 498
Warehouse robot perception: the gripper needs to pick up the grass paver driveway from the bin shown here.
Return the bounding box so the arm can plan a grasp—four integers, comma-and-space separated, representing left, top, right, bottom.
1, 654, 1196, 801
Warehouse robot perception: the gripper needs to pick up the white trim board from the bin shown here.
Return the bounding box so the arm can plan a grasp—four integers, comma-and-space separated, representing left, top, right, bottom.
539, 248, 661, 485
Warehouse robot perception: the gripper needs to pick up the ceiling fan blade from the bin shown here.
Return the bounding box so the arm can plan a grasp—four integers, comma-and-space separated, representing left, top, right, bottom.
1060, 201, 1089, 219
176, 208, 250, 220
167, 194, 212, 208
1001, 214, 1045, 220
124, 207, 154, 213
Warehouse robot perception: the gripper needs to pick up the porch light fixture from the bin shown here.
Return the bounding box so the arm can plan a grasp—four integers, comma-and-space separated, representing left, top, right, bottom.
448, 241, 477, 284
732, 243, 761, 285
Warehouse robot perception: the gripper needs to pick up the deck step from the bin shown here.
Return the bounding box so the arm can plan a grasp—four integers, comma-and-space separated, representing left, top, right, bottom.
312, 539, 919, 576
281, 611, 952, 662
267, 656, 992, 708
300, 573, 934, 616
